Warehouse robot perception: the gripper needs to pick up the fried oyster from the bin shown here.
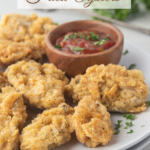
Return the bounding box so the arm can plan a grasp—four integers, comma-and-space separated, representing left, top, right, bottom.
73, 96, 113, 148
66, 64, 148, 113
0, 86, 27, 150
0, 13, 57, 65
20, 103, 74, 150
4, 60, 69, 109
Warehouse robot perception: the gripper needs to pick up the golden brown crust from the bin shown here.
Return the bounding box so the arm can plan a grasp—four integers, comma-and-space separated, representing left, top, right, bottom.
0, 13, 56, 65
4, 60, 69, 109
73, 96, 113, 148
65, 64, 148, 113
0, 86, 27, 150
0, 69, 10, 91
20, 103, 74, 150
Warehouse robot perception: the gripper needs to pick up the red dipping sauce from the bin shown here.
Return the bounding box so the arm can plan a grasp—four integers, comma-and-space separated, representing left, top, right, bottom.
55, 31, 116, 55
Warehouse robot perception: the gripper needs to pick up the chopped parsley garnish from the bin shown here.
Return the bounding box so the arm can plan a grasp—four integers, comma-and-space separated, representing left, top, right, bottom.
81, 52, 84, 55
87, 32, 99, 41
63, 35, 70, 41
54, 22, 58, 25
123, 50, 129, 55
128, 64, 136, 70
75, 47, 85, 52
101, 49, 104, 52
141, 125, 145, 127
94, 34, 109, 46
127, 129, 133, 134
71, 34, 77, 39
123, 114, 136, 120
90, 48, 95, 51
114, 130, 120, 135
147, 101, 150, 107
114, 120, 122, 135
55, 44, 61, 50
124, 122, 133, 129
70, 46, 85, 52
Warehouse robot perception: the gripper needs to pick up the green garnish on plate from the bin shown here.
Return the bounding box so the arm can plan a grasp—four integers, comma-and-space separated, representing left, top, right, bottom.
147, 101, 150, 107
124, 122, 133, 129
123, 114, 136, 120
123, 50, 129, 55
128, 64, 136, 70
127, 129, 133, 134
114, 120, 122, 135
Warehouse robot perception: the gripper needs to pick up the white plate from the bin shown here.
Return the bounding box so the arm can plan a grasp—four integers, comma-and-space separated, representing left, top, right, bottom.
1, 39, 150, 150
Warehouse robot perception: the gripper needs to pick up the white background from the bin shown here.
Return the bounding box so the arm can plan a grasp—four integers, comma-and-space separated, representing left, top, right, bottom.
0, 0, 150, 149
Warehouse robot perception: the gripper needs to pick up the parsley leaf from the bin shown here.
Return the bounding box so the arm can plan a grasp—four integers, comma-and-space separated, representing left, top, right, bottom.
114, 130, 120, 135
55, 44, 61, 50
123, 50, 129, 55
87, 32, 99, 41
94, 34, 109, 46
127, 129, 133, 134
123, 114, 136, 120
63, 35, 70, 41
128, 64, 136, 70
147, 101, 150, 107
75, 47, 85, 52
124, 122, 133, 129
114, 120, 122, 135
71, 34, 77, 39
70, 46, 85, 52
101, 49, 104, 52
141, 125, 145, 127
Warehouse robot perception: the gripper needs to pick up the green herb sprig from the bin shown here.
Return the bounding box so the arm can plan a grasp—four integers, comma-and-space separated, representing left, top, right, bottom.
127, 129, 133, 134
114, 120, 122, 135
123, 114, 136, 120
147, 101, 150, 107
55, 44, 61, 50
124, 122, 133, 129
87, 32, 99, 41
128, 64, 136, 70
70, 46, 85, 52
94, 34, 109, 46
71, 34, 77, 39
63, 35, 70, 41
123, 50, 129, 55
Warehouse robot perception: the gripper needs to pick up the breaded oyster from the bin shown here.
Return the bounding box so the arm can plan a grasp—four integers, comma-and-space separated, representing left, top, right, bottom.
0, 13, 56, 65
66, 64, 148, 113
20, 103, 74, 150
73, 96, 113, 148
0, 86, 27, 150
4, 60, 69, 109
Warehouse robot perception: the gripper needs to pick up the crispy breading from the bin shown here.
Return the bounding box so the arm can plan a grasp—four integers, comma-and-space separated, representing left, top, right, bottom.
73, 96, 113, 148
0, 115, 19, 150
20, 103, 74, 150
4, 60, 69, 109
0, 13, 56, 65
0, 70, 10, 91
66, 64, 148, 113
0, 86, 27, 150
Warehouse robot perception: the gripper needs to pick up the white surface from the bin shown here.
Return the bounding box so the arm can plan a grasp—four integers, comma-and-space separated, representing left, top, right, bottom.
0, 0, 150, 149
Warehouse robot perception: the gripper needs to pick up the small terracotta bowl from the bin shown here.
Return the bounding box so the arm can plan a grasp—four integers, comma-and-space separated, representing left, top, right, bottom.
45, 20, 124, 78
